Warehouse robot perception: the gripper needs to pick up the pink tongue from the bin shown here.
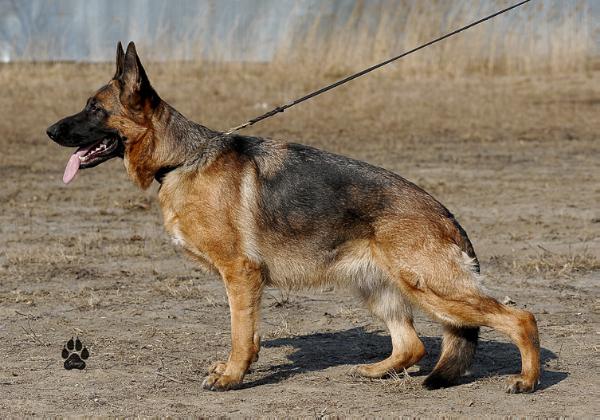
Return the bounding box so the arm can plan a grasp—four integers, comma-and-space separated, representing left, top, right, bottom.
63, 145, 94, 184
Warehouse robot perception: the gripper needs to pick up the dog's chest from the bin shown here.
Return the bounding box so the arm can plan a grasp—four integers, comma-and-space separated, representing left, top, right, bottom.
164, 215, 218, 271
158, 182, 231, 273
163, 211, 198, 251
162, 209, 191, 250
159, 196, 212, 262
168, 222, 188, 249
157, 166, 257, 273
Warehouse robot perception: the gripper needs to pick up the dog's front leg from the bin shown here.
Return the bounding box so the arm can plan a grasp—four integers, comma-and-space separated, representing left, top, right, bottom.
202, 259, 263, 391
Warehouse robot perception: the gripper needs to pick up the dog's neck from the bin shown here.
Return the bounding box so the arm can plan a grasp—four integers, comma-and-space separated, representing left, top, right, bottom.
151, 102, 221, 184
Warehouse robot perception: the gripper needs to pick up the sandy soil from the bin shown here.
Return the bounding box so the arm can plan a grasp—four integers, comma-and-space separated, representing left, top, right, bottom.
0, 63, 598, 417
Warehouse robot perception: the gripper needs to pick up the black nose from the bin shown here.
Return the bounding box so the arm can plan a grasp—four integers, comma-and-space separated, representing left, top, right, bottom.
46, 125, 59, 140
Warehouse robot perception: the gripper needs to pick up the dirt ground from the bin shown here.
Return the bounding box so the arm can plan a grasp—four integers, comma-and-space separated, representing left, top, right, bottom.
0, 63, 598, 417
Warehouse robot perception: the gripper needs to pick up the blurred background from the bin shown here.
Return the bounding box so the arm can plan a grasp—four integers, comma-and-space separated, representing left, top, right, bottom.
1, 0, 598, 75
0, 1, 598, 417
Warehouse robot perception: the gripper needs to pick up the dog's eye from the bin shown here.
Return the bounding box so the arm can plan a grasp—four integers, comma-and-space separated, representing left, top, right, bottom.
88, 103, 104, 115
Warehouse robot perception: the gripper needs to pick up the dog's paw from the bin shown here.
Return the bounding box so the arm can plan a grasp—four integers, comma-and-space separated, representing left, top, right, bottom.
505, 375, 536, 394
202, 373, 242, 392
61, 337, 89, 370
350, 363, 392, 379
208, 361, 228, 375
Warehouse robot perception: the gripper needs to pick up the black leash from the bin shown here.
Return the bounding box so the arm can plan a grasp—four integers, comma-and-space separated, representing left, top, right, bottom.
225, 0, 532, 135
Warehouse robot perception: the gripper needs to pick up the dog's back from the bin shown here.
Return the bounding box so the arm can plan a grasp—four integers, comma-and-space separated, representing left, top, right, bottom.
197, 135, 477, 286
48, 42, 540, 393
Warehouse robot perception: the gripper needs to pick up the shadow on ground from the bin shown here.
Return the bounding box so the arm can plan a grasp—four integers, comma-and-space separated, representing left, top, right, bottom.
244, 327, 567, 390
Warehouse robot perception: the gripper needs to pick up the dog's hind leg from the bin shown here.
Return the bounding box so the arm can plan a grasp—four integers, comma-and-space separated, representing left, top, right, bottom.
423, 325, 479, 389
420, 293, 540, 393
353, 282, 425, 378
375, 242, 540, 392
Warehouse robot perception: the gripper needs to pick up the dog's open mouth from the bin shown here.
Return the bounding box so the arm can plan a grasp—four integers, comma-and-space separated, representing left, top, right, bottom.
63, 137, 121, 184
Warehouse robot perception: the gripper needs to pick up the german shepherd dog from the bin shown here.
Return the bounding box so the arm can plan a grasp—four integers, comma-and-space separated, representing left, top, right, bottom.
47, 42, 540, 393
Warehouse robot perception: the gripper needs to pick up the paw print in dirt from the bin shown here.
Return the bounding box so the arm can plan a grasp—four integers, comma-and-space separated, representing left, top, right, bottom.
61, 337, 89, 370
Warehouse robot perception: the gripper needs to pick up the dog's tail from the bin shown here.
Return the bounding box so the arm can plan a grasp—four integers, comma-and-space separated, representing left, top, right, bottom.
423, 325, 479, 389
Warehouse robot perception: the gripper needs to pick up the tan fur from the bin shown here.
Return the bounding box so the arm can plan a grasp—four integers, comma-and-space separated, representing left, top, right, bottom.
120, 130, 541, 391
151, 153, 539, 392
78, 43, 541, 392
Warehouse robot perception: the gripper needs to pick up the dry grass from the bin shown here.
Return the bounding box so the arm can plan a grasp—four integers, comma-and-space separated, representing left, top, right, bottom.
0, 61, 597, 416
1, 62, 598, 289
384, 368, 417, 390
4, 60, 596, 147
6, 2, 595, 87
151, 277, 216, 300
105, 1, 597, 78
272, 0, 596, 78
265, 315, 294, 339
509, 247, 600, 279
266, 289, 292, 307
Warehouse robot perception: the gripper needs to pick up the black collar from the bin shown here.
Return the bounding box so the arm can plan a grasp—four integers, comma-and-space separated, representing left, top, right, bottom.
154, 165, 180, 184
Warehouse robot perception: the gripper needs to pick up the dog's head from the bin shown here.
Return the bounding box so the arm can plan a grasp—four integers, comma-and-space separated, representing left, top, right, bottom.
47, 42, 163, 188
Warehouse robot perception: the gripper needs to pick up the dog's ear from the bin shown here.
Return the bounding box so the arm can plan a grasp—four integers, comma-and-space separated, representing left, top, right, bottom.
113, 41, 125, 80
119, 42, 158, 111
